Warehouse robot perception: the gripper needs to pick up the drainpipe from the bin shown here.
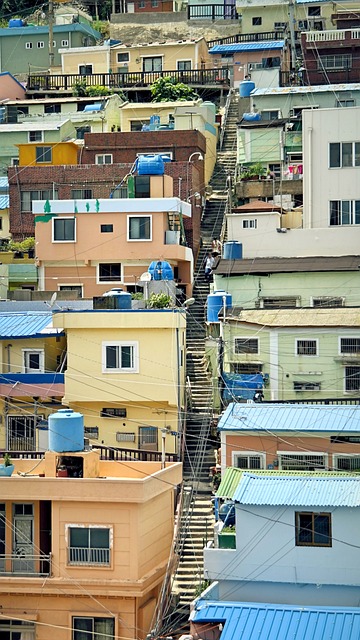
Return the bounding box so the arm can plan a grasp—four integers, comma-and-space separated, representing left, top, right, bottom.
307, 123, 313, 229
6, 344, 12, 372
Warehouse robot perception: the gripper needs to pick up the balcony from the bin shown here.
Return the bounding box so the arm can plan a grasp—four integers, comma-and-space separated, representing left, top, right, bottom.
208, 31, 286, 48
187, 4, 238, 20
304, 28, 360, 44
235, 176, 303, 199
27, 68, 230, 93
0, 554, 51, 576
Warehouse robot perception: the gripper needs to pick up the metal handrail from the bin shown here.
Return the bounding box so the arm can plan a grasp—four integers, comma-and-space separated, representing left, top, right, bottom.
0, 553, 51, 575
219, 88, 234, 151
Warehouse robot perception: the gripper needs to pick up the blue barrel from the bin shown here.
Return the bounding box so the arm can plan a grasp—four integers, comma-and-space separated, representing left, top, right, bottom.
243, 112, 261, 122
207, 290, 232, 323
112, 291, 132, 309
49, 409, 84, 452
239, 80, 255, 97
8, 18, 25, 27
138, 154, 168, 176
223, 242, 243, 260
148, 260, 174, 281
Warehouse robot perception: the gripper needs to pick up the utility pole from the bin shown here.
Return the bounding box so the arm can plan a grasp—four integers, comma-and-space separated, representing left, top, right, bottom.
288, 0, 297, 71
48, 0, 54, 70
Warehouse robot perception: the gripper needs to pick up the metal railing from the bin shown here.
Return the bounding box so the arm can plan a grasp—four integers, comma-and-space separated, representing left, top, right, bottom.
93, 444, 179, 462
219, 87, 234, 151
0, 449, 44, 459
27, 68, 230, 92
68, 547, 110, 565
207, 31, 285, 48
187, 4, 238, 20
0, 553, 51, 575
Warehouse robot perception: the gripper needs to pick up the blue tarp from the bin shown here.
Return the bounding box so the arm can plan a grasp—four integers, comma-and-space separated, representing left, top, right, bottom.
222, 372, 264, 402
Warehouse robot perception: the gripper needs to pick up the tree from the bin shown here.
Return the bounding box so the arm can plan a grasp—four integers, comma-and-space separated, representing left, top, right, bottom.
151, 76, 199, 103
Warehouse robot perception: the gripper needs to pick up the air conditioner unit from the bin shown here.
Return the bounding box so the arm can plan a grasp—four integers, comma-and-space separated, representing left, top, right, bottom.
298, 20, 308, 30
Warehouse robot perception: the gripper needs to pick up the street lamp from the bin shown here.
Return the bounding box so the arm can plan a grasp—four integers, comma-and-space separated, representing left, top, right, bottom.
188, 152, 204, 163
187, 152, 204, 199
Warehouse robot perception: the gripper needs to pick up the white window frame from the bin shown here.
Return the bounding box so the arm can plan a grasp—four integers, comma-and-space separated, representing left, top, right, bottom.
295, 338, 318, 357
344, 365, 360, 393
311, 296, 344, 308
95, 154, 113, 165
25, 42, 33, 49
127, 215, 152, 241
96, 262, 122, 284
28, 130, 43, 143
329, 141, 360, 168
117, 52, 130, 63
61, 39, 69, 47
52, 217, 76, 243
339, 336, 360, 355
37, 41, 44, 48
102, 341, 139, 374
242, 219, 257, 229
234, 337, 259, 355
278, 451, 328, 470
66, 524, 112, 567
232, 451, 266, 469
333, 453, 360, 471
22, 349, 44, 373
11, 157, 19, 166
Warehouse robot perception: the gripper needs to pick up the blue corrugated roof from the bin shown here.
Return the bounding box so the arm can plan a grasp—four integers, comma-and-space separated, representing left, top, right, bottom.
191, 600, 360, 640
0, 195, 9, 209
233, 473, 360, 507
0, 312, 61, 338
209, 41, 284, 53
218, 402, 360, 433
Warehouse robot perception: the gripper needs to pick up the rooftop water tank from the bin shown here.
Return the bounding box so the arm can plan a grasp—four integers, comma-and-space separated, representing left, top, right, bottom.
207, 290, 232, 323
148, 260, 174, 281
137, 154, 170, 176
48, 408, 84, 453
243, 112, 261, 122
239, 80, 255, 98
8, 18, 25, 27
83, 103, 103, 112
223, 241, 243, 260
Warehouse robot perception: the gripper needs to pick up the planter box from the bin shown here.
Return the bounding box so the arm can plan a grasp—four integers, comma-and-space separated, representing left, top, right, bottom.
218, 531, 236, 549
0, 464, 14, 476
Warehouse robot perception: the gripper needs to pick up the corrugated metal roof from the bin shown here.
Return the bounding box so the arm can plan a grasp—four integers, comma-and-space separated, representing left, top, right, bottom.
217, 402, 360, 433
228, 307, 360, 327
216, 467, 352, 499
209, 41, 284, 53
0, 195, 9, 209
233, 473, 360, 506
0, 176, 9, 190
191, 600, 360, 640
215, 255, 360, 275
252, 82, 360, 95
0, 300, 93, 312
0, 312, 61, 338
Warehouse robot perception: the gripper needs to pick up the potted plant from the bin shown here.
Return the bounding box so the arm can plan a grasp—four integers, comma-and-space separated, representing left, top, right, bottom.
147, 293, 172, 309
131, 292, 146, 309
0, 452, 14, 476
240, 162, 266, 181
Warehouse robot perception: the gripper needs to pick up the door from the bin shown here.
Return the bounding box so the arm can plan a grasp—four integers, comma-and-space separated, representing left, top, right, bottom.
139, 426, 158, 451
12, 504, 34, 574
7, 415, 36, 450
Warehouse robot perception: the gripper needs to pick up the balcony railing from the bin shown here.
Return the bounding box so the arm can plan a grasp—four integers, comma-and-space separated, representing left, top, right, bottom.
0, 553, 51, 576
305, 28, 360, 43
208, 31, 286, 48
68, 547, 110, 566
187, 4, 238, 20
93, 444, 179, 462
27, 68, 230, 92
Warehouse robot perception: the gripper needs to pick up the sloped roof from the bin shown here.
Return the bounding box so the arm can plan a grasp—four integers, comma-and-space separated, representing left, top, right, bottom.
252, 82, 360, 96
0, 312, 62, 338
229, 307, 360, 327
191, 600, 360, 640
232, 200, 283, 213
209, 41, 284, 53
215, 255, 360, 275
233, 473, 360, 507
217, 402, 360, 433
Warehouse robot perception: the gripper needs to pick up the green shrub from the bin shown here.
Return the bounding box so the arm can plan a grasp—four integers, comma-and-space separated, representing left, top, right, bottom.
147, 293, 172, 308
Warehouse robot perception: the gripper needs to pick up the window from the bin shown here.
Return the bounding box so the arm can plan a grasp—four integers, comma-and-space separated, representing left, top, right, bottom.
101, 224, 113, 233
152, 0, 159, 6
340, 338, 360, 354
84, 426, 99, 439
319, 54, 351, 71
75, 125, 91, 140
101, 408, 127, 418
235, 338, 259, 354
95, 154, 113, 165
98, 263, 121, 282
73, 617, 114, 640
37, 41, 44, 48
0, 620, 35, 639
230, 363, 263, 374
112, 186, 128, 199
296, 339, 317, 356
329, 142, 360, 168
134, 175, 150, 198
262, 56, 280, 68
61, 39, 69, 46
11, 157, 19, 166
79, 64, 93, 75
25, 42, 33, 49
242, 219, 257, 229
45, 104, 61, 114
59, 284, 83, 297
177, 60, 192, 71
28, 130, 43, 142
308, 5, 321, 15
334, 455, 360, 471
330, 200, 360, 226
293, 381, 321, 391
252, 16, 262, 25
68, 527, 110, 565
53, 217, 76, 242
344, 366, 360, 391
138, 0, 145, 7
102, 342, 139, 373
261, 110, 279, 121
71, 188, 92, 199
23, 349, 44, 373
128, 215, 151, 240
130, 120, 150, 132
117, 52, 129, 63
269, 163, 281, 178
337, 99, 355, 108
312, 296, 344, 308
233, 452, 264, 469
21, 189, 58, 212
295, 512, 331, 547
36, 146, 52, 163
0, 217, 2, 230
279, 453, 326, 470
116, 432, 135, 442
143, 56, 162, 72
261, 297, 298, 308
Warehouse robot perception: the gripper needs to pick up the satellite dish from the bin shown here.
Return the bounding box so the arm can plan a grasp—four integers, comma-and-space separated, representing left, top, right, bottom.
140, 272, 152, 282
49, 292, 58, 308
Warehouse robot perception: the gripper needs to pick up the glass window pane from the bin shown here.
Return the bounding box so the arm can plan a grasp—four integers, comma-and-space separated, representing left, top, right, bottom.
342, 142, 352, 167
74, 617, 92, 640
70, 528, 88, 548
355, 201, 360, 225
329, 200, 340, 225
341, 200, 351, 225
298, 513, 312, 543
314, 515, 330, 544
106, 346, 118, 369
90, 528, 109, 549
94, 618, 114, 640
120, 346, 133, 368
329, 143, 340, 168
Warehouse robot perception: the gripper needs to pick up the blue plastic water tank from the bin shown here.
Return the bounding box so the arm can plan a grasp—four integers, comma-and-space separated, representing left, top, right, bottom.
239, 80, 255, 98
137, 154, 170, 176
83, 103, 103, 112
8, 18, 24, 27
48, 409, 84, 453
243, 112, 261, 122
223, 241, 243, 260
207, 290, 232, 323
102, 289, 132, 309
148, 260, 174, 281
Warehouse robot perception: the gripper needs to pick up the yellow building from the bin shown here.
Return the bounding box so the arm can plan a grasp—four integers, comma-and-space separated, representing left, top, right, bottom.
16, 140, 79, 167
52, 308, 187, 454
0, 448, 182, 640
